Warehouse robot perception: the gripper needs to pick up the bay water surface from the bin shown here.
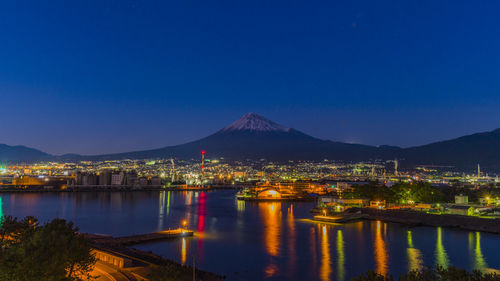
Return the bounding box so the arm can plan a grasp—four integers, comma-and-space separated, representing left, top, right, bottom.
1, 190, 500, 281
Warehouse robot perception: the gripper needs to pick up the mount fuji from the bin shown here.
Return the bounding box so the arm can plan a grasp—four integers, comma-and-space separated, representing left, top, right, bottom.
221, 113, 291, 132
4, 113, 500, 171
88, 113, 393, 161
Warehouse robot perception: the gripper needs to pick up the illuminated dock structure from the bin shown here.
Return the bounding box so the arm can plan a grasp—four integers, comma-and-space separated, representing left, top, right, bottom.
313, 213, 367, 223
88, 228, 193, 246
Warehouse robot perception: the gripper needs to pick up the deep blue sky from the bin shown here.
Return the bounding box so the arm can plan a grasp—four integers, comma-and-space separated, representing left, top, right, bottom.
1, 1, 499, 155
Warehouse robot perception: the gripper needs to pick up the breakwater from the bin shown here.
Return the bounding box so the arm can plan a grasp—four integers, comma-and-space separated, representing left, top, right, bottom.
87, 229, 193, 246
359, 208, 500, 234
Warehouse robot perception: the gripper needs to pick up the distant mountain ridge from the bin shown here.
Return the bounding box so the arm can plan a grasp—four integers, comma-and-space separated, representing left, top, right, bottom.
85, 113, 390, 161
399, 129, 500, 170
1, 113, 500, 172
0, 144, 52, 162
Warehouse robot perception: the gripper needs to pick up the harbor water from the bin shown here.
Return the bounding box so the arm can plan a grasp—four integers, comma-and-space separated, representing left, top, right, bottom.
1, 190, 500, 281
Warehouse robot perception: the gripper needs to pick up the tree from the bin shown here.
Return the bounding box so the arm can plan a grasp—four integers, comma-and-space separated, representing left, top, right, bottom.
351, 270, 393, 281
391, 183, 413, 203
0, 216, 37, 247
344, 183, 395, 202
352, 266, 500, 281
0, 217, 96, 281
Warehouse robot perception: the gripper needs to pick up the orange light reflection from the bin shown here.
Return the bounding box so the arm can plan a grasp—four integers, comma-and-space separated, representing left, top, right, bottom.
320, 225, 332, 281
259, 202, 282, 278
181, 238, 187, 265
374, 221, 388, 276
260, 202, 281, 257
287, 205, 297, 278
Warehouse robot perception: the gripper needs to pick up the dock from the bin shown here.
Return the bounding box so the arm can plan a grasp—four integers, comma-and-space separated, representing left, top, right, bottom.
239, 197, 317, 202
313, 213, 367, 223
87, 228, 194, 246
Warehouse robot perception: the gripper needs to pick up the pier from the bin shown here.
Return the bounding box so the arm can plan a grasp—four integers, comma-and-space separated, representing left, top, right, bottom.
312, 213, 368, 223
239, 197, 317, 202
87, 228, 194, 246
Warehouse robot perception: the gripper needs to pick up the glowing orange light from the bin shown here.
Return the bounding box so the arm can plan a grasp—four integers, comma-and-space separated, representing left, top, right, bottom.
320, 225, 331, 281
181, 238, 187, 265
374, 221, 388, 276
260, 203, 281, 257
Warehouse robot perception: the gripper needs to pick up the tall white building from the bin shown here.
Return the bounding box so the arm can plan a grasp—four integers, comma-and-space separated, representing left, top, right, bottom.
111, 172, 124, 185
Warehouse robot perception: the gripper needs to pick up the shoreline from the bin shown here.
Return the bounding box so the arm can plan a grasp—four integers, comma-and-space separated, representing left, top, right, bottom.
357, 208, 500, 234
0, 186, 241, 193
239, 197, 317, 202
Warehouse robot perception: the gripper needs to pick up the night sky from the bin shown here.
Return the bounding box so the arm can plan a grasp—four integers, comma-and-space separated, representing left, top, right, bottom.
1, 1, 499, 155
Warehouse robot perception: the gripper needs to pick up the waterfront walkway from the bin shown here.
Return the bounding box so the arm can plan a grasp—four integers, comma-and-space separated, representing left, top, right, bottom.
89, 261, 134, 281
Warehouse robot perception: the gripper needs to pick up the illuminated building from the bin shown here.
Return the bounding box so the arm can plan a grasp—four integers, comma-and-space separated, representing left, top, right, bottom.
258, 189, 282, 199
233, 171, 246, 178
12, 176, 45, 186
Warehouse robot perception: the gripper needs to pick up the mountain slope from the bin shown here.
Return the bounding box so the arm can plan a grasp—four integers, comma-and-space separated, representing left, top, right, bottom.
89, 113, 394, 161
399, 129, 500, 170
0, 144, 52, 162
89, 114, 500, 171
3, 113, 500, 172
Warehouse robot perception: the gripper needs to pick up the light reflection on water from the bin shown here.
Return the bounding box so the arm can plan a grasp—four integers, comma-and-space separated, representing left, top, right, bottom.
320, 225, 332, 281
435, 227, 449, 268
2, 190, 500, 281
158, 191, 166, 231
336, 230, 345, 281
260, 202, 281, 258
407, 230, 423, 272
259, 202, 281, 277
0, 197, 3, 227
374, 221, 388, 276
287, 205, 297, 279
309, 225, 318, 278
181, 237, 187, 265
473, 232, 487, 270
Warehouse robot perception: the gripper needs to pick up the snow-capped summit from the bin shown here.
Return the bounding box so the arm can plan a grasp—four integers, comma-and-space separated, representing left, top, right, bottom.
221, 113, 290, 132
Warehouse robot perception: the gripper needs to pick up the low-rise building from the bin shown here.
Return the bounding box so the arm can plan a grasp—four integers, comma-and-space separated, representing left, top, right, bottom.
111, 172, 124, 185
449, 205, 474, 216
455, 195, 469, 204
370, 200, 386, 209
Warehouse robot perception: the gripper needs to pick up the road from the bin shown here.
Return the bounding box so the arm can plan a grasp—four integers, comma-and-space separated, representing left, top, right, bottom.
88, 261, 135, 281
